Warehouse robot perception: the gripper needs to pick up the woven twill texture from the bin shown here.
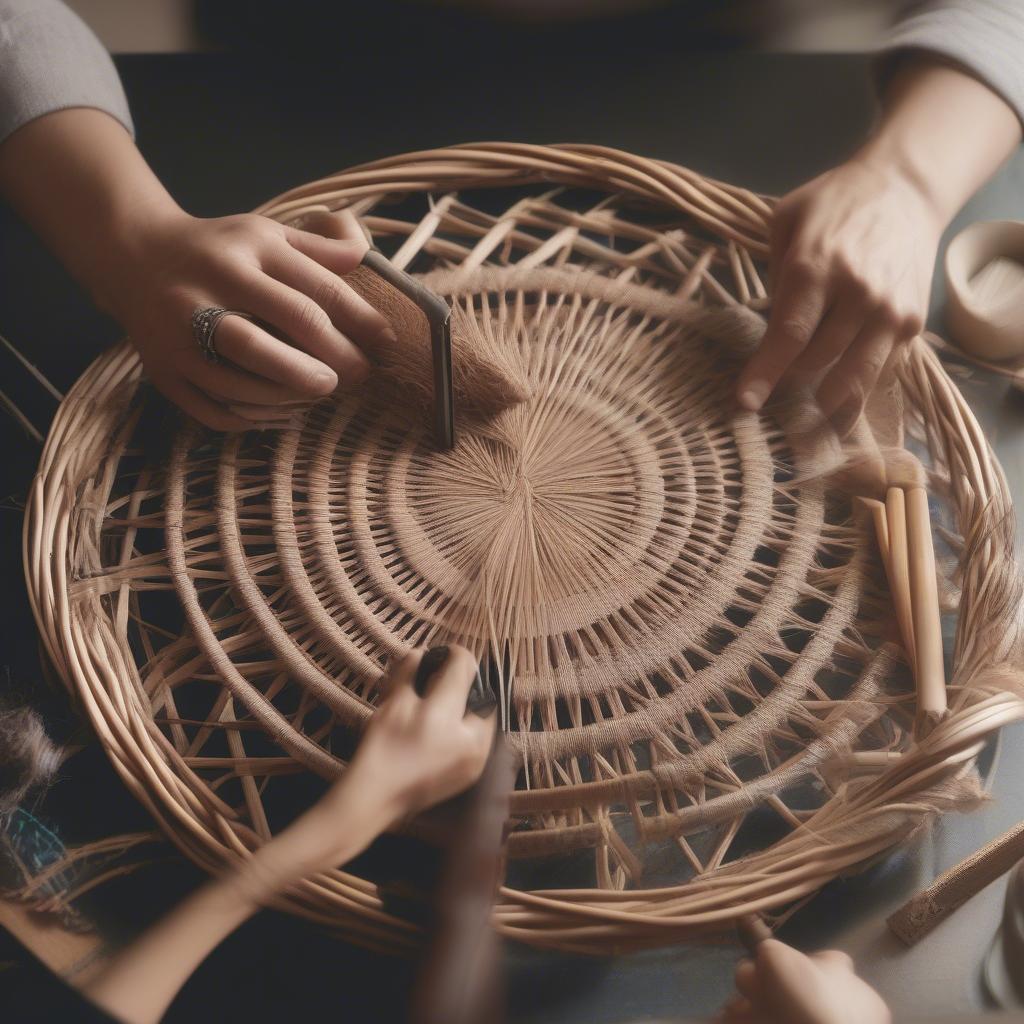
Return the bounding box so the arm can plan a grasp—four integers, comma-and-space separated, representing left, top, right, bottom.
25, 144, 1024, 953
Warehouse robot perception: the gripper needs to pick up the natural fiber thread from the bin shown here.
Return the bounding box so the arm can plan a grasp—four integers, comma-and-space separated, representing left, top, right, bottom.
0, 705, 61, 815
344, 264, 532, 420
24, 143, 1024, 954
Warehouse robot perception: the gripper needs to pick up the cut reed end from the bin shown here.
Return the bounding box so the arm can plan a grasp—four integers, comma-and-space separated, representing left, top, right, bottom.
913, 707, 950, 741
887, 895, 939, 947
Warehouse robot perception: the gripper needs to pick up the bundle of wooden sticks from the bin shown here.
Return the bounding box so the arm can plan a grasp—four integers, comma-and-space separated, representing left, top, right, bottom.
860, 482, 948, 737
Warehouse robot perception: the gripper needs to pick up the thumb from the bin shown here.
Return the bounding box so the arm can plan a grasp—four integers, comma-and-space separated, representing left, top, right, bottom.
756, 940, 834, 1024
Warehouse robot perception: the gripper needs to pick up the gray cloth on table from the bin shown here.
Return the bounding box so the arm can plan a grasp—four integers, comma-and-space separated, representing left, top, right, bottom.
0, 0, 132, 147
879, 1, 1024, 127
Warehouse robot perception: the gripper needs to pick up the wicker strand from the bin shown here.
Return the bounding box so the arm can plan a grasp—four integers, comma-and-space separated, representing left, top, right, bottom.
24, 143, 1024, 954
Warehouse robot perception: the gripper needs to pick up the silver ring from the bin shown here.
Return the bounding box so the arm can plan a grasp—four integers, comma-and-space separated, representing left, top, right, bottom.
191, 307, 251, 364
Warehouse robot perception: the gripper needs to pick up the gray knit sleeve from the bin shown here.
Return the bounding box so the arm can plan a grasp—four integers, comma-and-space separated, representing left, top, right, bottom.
0, 0, 132, 147
878, 1, 1024, 128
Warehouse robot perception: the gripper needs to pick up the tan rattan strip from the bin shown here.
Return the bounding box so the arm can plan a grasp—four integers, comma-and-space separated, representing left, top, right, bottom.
25, 143, 1024, 953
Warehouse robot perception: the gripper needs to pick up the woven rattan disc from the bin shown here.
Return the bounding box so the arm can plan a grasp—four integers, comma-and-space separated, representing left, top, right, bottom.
27, 144, 1024, 953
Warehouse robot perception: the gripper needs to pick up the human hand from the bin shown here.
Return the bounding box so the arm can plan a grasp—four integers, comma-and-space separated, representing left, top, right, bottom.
95, 205, 393, 431
245, 645, 496, 892
344, 645, 498, 823
736, 155, 942, 431
720, 939, 891, 1024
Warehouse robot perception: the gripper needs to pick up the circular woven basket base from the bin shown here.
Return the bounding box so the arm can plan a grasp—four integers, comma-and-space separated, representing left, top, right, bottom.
26, 144, 1024, 953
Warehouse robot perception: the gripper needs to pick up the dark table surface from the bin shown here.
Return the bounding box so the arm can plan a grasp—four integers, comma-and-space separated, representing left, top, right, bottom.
2, 46, 1024, 1023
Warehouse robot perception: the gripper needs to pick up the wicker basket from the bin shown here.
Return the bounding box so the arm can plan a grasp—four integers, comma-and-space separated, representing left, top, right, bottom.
25, 144, 1024, 954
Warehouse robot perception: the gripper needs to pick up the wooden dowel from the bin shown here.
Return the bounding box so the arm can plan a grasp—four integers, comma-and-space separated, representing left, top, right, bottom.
888, 820, 1024, 946
904, 485, 947, 737
884, 487, 917, 677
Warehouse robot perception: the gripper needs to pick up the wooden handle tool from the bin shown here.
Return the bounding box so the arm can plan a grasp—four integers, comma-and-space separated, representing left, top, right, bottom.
353, 249, 454, 451
889, 820, 1024, 945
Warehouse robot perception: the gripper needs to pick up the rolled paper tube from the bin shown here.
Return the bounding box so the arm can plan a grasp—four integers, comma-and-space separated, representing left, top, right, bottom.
884, 487, 918, 678
888, 821, 1024, 946
905, 486, 948, 736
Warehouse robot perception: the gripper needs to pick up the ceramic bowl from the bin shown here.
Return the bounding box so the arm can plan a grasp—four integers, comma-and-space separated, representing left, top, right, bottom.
945, 220, 1024, 362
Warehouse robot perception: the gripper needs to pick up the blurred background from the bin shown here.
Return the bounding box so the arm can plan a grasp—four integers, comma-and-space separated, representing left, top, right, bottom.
64, 0, 893, 53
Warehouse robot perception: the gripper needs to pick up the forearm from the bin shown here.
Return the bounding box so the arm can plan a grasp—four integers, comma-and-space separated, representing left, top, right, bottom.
857, 58, 1021, 226
0, 107, 180, 312
82, 875, 260, 1024
83, 771, 394, 1024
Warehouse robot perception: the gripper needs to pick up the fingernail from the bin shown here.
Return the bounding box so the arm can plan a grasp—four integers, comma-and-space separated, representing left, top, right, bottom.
738, 381, 769, 411
313, 369, 338, 393
377, 326, 398, 348
413, 645, 450, 697
466, 664, 498, 718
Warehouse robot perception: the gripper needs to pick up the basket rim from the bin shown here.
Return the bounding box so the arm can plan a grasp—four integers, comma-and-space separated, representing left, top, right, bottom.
24, 142, 1024, 954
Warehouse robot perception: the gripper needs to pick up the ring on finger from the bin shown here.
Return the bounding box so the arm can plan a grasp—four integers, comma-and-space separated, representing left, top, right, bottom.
191, 307, 254, 364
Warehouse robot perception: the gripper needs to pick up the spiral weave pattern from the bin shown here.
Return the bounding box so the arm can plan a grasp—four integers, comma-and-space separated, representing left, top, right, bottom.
25, 144, 1024, 952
